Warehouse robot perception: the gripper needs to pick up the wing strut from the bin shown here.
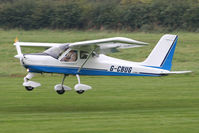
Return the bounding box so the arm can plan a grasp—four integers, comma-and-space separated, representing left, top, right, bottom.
77, 49, 95, 73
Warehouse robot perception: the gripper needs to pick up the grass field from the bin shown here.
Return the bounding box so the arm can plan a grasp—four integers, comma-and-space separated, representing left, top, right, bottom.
0, 29, 199, 133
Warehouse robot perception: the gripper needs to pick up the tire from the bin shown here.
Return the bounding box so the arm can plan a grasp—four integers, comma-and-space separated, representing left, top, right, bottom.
76, 90, 84, 94
25, 86, 34, 91
56, 89, 65, 95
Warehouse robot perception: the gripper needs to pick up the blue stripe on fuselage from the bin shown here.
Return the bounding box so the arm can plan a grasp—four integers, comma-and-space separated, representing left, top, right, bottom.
25, 65, 161, 77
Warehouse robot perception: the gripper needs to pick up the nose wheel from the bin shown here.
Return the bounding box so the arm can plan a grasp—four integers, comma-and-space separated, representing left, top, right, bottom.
23, 73, 41, 91
25, 86, 34, 91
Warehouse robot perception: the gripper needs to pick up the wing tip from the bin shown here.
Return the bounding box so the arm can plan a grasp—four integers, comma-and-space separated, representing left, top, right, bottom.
114, 37, 149, 45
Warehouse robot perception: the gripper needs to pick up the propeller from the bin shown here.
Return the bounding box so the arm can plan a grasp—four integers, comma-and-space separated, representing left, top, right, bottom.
14, 37, 25, 65
14, 54, 23, 59
14, 54, 25, 65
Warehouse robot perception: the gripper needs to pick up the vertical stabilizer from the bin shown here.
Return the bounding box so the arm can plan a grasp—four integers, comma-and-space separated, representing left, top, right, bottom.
142, 34, 178, 71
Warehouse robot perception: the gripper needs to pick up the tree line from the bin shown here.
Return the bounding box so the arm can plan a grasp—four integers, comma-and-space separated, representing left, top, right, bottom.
0, 0, 199, 31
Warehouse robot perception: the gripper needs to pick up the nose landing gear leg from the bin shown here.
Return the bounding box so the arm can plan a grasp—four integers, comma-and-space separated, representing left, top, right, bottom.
23, 73, 41, 91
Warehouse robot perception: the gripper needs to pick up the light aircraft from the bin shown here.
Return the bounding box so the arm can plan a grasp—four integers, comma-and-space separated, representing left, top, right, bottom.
14, 34, 191, 95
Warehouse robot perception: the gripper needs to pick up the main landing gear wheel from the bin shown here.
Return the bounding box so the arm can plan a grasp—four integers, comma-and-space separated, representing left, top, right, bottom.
74, 75, 92, 94
76, 90, 84, 94
25, 86, 34, 91
56, 89, 65, 95
56, 75, 67, 95
54, 74, 72, 95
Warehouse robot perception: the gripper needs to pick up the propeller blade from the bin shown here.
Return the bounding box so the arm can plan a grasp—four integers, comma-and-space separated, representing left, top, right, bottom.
14, 54, 23, 59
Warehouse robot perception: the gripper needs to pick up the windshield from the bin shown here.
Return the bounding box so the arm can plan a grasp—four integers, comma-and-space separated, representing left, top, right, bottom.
43, 44, 69, 59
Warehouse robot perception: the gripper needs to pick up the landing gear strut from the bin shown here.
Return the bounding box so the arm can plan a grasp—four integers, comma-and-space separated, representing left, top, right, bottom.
54, 74, 91, 95
74, 74, 92, 94
23, 73, 41, 91
56, 74, 66, 95
54, 74, 71, 95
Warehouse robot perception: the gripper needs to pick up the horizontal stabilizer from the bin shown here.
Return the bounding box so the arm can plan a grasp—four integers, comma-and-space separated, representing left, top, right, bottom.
164, 71, 192, 74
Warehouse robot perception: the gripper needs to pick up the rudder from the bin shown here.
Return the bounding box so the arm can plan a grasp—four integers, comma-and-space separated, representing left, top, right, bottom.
142, 34, 178, 71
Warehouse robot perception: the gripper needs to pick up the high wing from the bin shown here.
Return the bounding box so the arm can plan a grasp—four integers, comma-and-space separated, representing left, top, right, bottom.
13, 37, 148, 54
14, 42, 64, 47
13, 37, 64, 47
69, 37, 148, 53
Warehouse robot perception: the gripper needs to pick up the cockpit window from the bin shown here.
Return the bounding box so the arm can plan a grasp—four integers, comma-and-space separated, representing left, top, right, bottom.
60, 50, 77, 62
43, 44, 69, 59
80, 51, 89, 59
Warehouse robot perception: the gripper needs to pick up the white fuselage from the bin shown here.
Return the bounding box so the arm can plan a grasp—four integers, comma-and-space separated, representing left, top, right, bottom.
22, 52, 169, 76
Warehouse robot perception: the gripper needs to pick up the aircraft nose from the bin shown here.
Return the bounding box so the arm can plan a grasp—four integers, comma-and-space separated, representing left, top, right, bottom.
20, 55, 26, 66
21, 54, 36, 67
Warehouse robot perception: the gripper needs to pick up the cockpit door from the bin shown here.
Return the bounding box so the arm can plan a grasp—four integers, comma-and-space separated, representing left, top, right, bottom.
59, 49, 78, 63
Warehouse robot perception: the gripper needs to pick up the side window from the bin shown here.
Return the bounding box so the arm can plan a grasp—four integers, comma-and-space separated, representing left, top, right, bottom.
60, 50, 77, 62
80, 51, 89, 59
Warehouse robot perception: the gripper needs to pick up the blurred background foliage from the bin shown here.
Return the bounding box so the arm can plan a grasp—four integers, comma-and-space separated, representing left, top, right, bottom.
0, 0, 199, 31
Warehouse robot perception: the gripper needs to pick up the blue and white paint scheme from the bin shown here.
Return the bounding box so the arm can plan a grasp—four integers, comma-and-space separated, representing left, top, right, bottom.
14, 34, 191, 95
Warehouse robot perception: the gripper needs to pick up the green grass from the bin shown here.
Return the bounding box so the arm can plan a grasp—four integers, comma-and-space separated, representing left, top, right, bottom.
0, 29, 199, 133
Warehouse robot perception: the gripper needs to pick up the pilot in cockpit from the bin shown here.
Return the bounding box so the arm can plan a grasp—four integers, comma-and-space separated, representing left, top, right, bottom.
61, 50, 77, 62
